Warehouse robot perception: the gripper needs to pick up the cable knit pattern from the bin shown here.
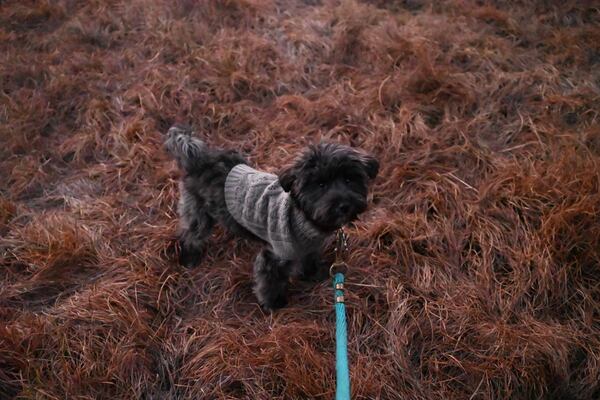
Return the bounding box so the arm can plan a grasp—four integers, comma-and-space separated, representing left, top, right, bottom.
225, 164, 326, 259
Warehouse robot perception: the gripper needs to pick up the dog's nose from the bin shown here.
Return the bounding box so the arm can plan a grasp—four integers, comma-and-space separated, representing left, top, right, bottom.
337, 202, 350, 215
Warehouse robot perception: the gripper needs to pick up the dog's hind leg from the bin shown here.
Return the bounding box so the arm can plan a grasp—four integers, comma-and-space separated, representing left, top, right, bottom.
253, 249, 291, 311
179, 211, 213, 268
177, 186, 214, 268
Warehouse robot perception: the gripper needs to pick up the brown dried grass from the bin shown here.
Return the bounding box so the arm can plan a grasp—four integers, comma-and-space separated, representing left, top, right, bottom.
1, 0, 599, 398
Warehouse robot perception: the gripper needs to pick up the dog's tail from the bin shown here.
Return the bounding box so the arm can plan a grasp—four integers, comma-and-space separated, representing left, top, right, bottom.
164, 125, 206, 172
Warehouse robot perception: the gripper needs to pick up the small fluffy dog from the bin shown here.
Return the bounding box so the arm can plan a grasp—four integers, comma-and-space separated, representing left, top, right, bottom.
165, 126, 379, 310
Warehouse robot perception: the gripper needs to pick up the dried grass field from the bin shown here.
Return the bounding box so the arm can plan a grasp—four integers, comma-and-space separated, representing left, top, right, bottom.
1, 0, 599, 399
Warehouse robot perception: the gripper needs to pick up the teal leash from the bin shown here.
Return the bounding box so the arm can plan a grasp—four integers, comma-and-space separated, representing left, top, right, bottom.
333, 272, 350, 399
331, 229, 350, 400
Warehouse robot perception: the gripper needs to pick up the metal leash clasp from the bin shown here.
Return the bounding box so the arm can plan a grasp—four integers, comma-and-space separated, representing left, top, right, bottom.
330, 228, 349, 277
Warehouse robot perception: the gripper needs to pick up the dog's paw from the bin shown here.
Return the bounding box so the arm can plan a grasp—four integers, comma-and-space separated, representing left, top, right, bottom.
260, 294, 288, 312
179, 244, 204, 268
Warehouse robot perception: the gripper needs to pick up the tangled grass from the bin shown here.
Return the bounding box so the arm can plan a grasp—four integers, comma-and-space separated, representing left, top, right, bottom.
1, 0, 599, 398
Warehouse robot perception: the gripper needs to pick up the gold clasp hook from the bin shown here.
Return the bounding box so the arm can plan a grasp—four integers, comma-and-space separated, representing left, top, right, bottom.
330, 228, 349, 277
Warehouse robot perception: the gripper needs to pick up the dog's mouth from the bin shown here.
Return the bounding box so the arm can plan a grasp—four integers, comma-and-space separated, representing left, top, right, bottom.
298, 192, 368, 232
307, 210, 348, 232
314, 203, 364, 231
335, 210, 358, 225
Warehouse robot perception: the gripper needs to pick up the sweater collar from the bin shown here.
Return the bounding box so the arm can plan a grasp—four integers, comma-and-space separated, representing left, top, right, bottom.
289, 206, 330, 245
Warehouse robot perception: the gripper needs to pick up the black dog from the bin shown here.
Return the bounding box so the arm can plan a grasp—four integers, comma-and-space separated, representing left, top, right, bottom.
165, 126, 378, 310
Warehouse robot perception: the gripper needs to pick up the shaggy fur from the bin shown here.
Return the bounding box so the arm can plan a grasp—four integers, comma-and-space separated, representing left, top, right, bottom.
165, 125, 378, 309
1, 0, 599, 399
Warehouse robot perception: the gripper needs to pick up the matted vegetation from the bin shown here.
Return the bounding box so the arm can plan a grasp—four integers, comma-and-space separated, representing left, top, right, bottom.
1, 0, 599, 398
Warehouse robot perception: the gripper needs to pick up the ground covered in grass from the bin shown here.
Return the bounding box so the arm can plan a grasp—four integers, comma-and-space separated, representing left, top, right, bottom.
1, 0, 599, 398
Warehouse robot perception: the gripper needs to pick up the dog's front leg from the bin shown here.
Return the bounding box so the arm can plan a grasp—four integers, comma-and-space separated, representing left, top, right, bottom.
299, 252, 330, 282
253, 248, 291, 311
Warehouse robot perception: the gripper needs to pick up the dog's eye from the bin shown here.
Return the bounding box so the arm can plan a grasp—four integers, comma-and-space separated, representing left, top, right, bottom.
319, 183, 325, 188
345, 178, 351, 184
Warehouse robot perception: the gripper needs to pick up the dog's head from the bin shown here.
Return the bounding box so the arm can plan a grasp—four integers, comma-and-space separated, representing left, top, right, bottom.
279, 142, 379, 231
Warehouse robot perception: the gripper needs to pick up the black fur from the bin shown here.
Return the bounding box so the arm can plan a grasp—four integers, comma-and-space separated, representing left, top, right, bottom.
278, 142, 379, 232
165, 126, 379, 310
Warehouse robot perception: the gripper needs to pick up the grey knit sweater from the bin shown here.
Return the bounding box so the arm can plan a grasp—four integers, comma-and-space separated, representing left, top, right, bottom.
224, 164, 326, 260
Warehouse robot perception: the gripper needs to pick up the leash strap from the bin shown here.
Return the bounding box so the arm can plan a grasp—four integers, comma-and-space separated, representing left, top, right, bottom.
331, 228, 351, 399
334, 272, 350, 400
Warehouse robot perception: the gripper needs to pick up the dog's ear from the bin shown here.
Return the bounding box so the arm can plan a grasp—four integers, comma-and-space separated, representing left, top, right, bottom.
278, 166, 296, 192
360, 154, 379, 180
